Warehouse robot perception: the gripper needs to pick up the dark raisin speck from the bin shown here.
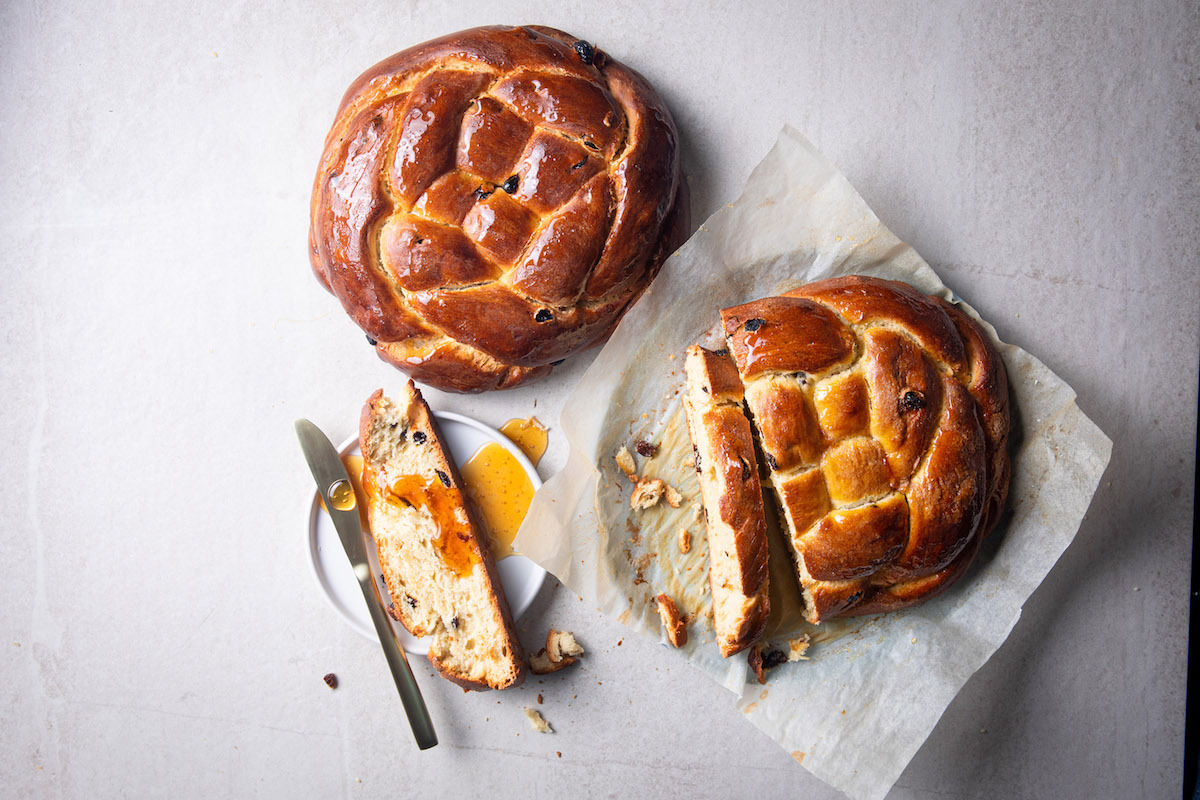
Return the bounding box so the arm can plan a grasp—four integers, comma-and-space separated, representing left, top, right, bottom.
635, 440, 657, 458
413, 430, 427, 444
739, 457, 751, 481
365, 334, 377, 346
766, 453, 778, 471
713, 348, 729, 356
386, 602, 401, 621
405, 594, 418, 609
378, 573, 387, 591
323, 673, 338, 689
762, 650, 787, 670
436, 470, 451, 488
534, 308, 553, 323
450, 616, 460, 629
743, 318, 766, 332
846, 591, 863, 605
398, 427, 407, 442
902, 391, 926, 411
693, 447, 702, 473
502, 175, 519, 194
551, 359, 565, 366
571, 156, 588, 170
573, 40, 594, 64
473, 185, 492, 200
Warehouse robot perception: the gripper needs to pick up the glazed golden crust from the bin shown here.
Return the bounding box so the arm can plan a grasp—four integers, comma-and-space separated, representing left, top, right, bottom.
311, 25, 689, 392
721, 276, 1010, 622
683, 346, 770, 656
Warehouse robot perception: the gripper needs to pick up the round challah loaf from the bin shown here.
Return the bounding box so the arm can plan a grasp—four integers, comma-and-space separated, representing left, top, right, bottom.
720, 276, 1010, 622
309, 25, 689, 392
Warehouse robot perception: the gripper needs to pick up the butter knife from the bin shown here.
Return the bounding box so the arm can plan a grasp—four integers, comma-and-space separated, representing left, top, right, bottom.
295, 419, 438, 750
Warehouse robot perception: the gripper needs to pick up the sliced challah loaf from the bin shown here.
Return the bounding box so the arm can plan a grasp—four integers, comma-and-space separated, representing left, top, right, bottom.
719, 276, 1010, 623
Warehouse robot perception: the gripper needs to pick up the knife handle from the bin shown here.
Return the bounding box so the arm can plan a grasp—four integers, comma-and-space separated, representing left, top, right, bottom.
358, 578, 438, 750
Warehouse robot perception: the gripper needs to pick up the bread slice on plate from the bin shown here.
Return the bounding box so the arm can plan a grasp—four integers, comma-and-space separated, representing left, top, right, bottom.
682, 345, 770, 657
359, 382, 525, 690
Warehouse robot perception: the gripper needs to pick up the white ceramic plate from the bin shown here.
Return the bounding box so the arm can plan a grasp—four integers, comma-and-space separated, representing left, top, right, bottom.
306, 411, 546, 655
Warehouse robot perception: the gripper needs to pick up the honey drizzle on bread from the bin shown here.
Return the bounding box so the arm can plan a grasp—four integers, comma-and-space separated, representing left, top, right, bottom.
360, 383, 525, 690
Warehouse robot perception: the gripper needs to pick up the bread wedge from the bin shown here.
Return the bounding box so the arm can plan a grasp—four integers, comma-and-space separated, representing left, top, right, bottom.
359, 383, 525, 690
682, 345, 770, 657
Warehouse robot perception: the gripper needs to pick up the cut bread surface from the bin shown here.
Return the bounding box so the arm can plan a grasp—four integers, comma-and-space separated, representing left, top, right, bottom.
682, 345, 770, 656
360, 383, 525, 690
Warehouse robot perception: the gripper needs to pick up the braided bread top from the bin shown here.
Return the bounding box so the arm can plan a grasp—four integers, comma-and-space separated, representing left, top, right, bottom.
309, 25, 689, 392
720, 276, 1010, 622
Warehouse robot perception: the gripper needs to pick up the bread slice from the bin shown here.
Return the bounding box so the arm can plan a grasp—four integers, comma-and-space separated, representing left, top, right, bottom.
359, 383, 525, 690
682, 345, 770, 657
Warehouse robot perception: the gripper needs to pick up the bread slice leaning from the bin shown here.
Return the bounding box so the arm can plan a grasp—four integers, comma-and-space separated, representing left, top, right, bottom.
359, 383, 525, 690
682, 346, 770, 657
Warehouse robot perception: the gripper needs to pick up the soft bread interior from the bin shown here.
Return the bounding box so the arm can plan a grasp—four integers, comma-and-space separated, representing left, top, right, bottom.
361, 386, 523, 690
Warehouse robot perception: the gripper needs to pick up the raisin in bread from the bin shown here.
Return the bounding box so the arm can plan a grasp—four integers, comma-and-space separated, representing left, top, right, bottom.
682, 345, 770, 656
359, 383, 525, 689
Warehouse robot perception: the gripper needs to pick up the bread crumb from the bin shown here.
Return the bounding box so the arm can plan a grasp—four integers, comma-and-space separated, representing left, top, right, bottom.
681, 451, 695, 469
556, 751, 562, 758
524, 708, 552, 733
536, 693, 543, 704
788, 635, 811, 661
615, 446, 637, 481
664, 484, 682, 508
547, 629, 584, 663
678, 527, 692, 554
630, 478, 667, 510
530, 629, 584, 674
654, 593, 687, 647
748, 646, 765, 684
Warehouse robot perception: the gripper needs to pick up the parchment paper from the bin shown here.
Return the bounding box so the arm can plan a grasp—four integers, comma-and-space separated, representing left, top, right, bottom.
513, 127, 1112, 800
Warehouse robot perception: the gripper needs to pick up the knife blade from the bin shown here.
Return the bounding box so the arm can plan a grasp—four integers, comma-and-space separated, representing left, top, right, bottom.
295, 418, 438, 750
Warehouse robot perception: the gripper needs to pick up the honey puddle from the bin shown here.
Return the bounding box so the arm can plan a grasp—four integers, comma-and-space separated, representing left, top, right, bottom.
499, 417, 548, 466
461, 442, 535, 561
